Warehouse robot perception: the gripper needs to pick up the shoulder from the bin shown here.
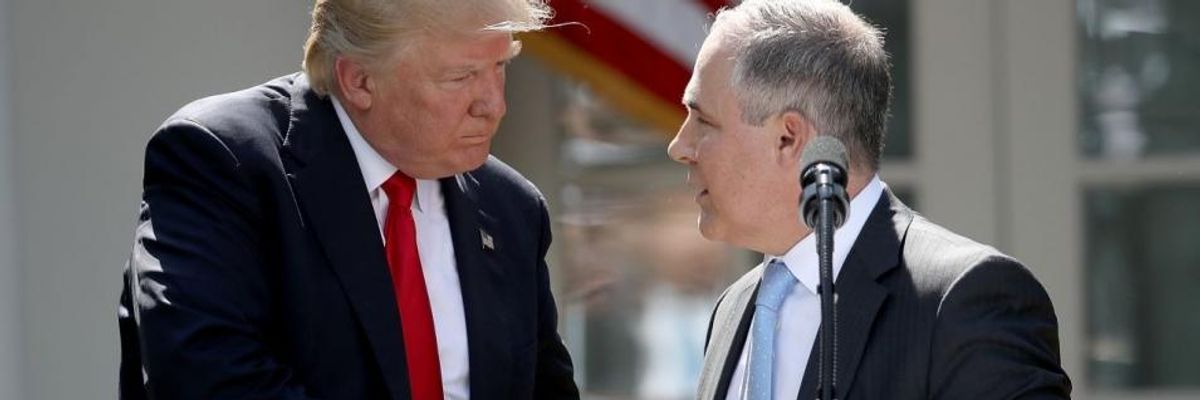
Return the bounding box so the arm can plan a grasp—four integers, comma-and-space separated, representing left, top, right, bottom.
902, 215, 1051, 312
902, 215, 1005, 288
904, 214, 1006, 273
148, 75, 298, 165
910, 219, 1069, 397
467, 155, 546, 206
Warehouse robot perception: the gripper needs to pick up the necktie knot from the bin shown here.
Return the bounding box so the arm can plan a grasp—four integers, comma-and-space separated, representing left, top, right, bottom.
756, 259, 796, 311
382, 171, 416, 209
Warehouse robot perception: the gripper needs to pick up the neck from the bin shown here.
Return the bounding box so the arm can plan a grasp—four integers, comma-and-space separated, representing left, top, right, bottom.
756, 170, 876, 256
846, 170, 875, 200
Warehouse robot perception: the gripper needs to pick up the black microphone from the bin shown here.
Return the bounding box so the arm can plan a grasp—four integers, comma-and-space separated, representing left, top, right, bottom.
798, 135, 850, 400
800, 136, 850, 229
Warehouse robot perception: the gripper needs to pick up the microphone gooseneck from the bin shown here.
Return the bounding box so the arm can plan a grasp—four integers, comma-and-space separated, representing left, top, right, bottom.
798, 135, 850, 400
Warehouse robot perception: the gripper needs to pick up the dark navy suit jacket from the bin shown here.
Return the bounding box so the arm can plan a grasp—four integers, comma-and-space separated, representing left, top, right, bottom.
118, 73, 579, 399
697, 190, 1071, 399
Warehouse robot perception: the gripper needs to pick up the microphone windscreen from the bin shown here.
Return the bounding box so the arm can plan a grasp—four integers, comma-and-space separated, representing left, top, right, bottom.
800, 136, 849, 171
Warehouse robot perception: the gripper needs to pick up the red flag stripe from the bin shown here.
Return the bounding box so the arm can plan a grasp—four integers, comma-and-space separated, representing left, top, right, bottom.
697, 0, 728, 13
520, 33, 686, 133
546, 0, 691, 111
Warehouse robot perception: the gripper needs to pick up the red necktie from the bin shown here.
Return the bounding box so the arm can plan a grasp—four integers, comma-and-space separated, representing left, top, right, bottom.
381, 172, 444, 400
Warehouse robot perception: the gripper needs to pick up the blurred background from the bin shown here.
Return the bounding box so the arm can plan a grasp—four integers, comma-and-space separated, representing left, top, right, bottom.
0, 0, 1197, 399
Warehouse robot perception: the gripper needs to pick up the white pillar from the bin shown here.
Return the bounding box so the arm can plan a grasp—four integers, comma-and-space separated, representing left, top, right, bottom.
996, 0, 1083, 392
0, 0, 28, 398
912, 0, 1002, 246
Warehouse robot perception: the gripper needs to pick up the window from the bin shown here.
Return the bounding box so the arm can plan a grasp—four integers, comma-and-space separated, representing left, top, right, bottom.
1080, 0, 1200, 390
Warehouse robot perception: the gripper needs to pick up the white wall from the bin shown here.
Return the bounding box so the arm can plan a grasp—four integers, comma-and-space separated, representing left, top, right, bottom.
9, 1, 309, 398
0, 0, 28, 398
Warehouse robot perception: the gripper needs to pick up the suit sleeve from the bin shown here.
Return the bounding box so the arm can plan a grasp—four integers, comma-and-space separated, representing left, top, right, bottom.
929, 257, 1072, 399
120, 119, 317, 399
531, 195, 582, 399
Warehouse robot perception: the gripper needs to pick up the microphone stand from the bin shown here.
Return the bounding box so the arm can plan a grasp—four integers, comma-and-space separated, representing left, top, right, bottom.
799, 136, 849, 400
804, 166, 845, 400
816, 194, 837, 400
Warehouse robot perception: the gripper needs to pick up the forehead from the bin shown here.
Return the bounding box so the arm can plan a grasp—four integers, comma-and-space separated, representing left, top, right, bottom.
684, 31, 737, 114
420, 30, 516, 60
385, 28, 514, 75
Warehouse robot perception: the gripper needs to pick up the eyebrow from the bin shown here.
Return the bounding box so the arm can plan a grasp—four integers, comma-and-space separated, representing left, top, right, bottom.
684, 99, 710, 119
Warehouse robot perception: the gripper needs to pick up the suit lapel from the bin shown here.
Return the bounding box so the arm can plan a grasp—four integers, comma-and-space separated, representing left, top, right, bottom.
283, 76, 411, 400
441, 173, 510, 396
713, 284, 759, 400
796, 189, 913, 400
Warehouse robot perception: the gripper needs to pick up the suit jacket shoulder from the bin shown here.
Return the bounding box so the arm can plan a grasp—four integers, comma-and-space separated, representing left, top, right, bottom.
901, 214, 1012, 297
466, 156, 546, 211
151, 75, 296, 168
901, 212, 1070, 398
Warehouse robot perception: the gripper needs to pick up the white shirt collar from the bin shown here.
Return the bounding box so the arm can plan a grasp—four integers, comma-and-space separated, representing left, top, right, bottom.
768, 175, 885, 294
330, 96, 438, 213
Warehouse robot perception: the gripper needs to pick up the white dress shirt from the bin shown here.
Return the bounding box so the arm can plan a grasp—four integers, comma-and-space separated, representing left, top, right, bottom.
725, 175, 885, 400
332, 98, 471, 400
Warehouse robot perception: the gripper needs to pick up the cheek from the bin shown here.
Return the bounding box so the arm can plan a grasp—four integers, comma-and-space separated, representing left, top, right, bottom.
431, 97, 476, 130
405, 100, 465, 140
714, 161, 773, 220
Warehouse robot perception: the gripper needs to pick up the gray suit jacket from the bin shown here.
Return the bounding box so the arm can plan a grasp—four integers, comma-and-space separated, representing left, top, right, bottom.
698, 189, 1071, 400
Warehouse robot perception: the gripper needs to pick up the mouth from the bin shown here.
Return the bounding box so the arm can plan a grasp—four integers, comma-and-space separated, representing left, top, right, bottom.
687, 171, 708, 202
460, 135, 492, 145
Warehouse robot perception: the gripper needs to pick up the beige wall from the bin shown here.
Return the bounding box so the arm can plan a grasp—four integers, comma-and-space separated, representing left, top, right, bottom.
1, 0, 27, 398
9, 1, 308, 398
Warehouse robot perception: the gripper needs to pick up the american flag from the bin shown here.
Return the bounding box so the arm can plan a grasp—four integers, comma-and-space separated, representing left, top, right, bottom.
523, 0, 734, 134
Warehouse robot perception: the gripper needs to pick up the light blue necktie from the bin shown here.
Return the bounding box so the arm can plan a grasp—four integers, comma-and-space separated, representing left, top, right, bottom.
747, 259, 797, 400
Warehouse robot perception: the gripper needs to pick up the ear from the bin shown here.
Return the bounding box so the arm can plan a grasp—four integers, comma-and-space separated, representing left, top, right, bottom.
777, 110, 816, 167
333, 56, 375, 110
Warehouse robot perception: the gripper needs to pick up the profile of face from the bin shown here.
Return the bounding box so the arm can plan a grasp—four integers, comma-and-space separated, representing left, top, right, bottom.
667, 29, 814, 255
337, 25, 520, 179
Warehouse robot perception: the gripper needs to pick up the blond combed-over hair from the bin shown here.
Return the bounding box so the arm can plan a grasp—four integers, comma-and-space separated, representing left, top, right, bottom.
303, 0, 552, 96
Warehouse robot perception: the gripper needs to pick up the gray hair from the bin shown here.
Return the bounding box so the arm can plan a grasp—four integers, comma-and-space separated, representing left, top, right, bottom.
303, 0, 552, 96
714, 0, 892, 170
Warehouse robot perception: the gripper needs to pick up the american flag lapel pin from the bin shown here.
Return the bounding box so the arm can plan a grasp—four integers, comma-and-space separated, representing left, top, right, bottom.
480, 229, 495, 251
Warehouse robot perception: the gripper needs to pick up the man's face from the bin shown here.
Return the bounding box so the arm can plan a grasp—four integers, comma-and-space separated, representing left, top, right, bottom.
667, 31, 806, 255
357, 29, 519, 179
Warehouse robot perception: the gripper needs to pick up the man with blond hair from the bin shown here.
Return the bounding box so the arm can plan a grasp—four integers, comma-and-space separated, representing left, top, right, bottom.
116, 1, 579, 398
671, 0, 1071, 399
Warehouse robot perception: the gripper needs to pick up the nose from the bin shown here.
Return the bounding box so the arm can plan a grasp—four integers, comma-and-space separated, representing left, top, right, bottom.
469, 66, 507, 119
667, 119, 696, 164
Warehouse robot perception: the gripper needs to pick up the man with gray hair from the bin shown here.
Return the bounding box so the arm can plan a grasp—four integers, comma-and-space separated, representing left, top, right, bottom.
669, 0, 1071, 398
117, 1, 579, 398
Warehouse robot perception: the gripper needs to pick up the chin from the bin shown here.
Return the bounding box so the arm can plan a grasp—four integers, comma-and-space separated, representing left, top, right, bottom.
451, 153, 490, 175
696, 215, 723, 243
